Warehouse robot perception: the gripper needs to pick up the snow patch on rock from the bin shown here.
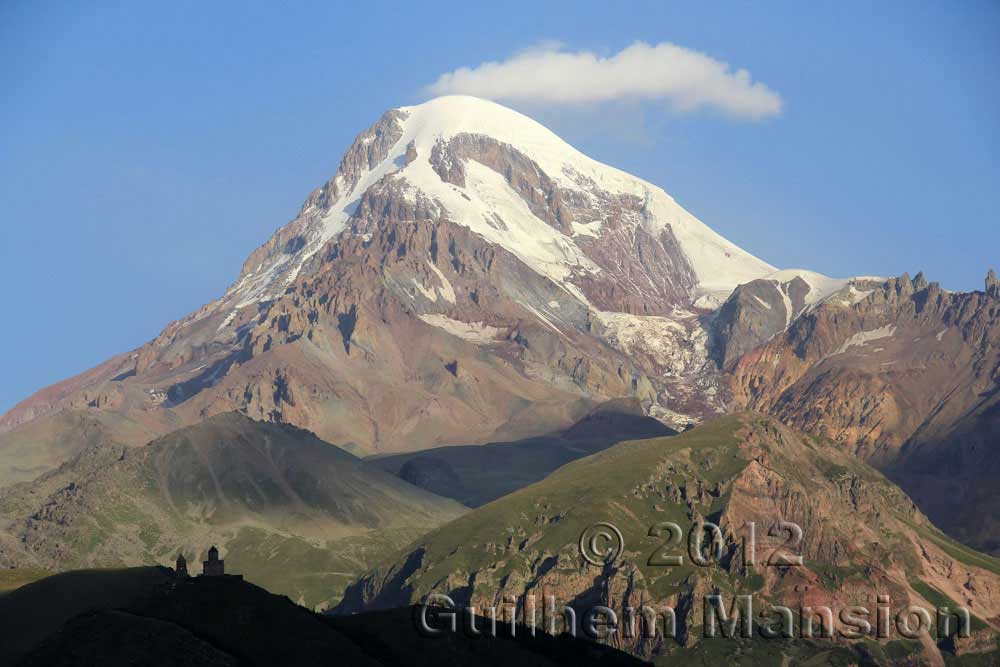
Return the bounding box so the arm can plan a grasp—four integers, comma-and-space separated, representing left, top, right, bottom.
427, 261, 456, 304
831, 325, 896, 356
418, 314, 503, 343
593, 311, 686, 362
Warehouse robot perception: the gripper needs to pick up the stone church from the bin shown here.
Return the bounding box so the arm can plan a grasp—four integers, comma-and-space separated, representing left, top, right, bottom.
174, 546, 229, 577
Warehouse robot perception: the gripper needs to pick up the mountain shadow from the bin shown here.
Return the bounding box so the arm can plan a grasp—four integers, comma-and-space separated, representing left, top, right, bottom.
370, 398, 676, 507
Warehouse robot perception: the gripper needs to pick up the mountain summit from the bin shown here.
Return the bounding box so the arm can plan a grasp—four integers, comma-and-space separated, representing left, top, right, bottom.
0, 97, 833, 481
229, 95, 775, 312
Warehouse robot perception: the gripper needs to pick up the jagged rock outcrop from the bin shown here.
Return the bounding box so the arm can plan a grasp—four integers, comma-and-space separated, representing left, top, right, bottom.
712, 274, 811, 369
729, 271, 1000, 554
711, 271, 890, 371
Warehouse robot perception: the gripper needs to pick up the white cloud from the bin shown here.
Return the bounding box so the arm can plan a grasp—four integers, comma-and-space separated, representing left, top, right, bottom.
426, 41, 784, 120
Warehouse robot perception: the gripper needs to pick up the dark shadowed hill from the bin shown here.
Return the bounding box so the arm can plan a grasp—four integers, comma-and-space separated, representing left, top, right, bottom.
371, 399, 676, 507
0, 566, 647, 666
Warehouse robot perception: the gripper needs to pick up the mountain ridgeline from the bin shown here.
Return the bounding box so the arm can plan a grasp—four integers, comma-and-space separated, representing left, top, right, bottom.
724, 270, 1000, 555
0, 567, 648, 666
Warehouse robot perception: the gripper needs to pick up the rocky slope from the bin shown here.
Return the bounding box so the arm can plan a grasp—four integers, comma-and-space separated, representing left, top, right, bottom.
728, 271, 1000, 554
0, 96, 785, 486
334, 414, 1000, 665
0, 413, 465, 608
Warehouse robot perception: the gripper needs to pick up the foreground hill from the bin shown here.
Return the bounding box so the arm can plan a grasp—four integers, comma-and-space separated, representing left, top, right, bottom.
335, 414, 1000, 665
0, 567, 645, 666
0, 413, 464, 608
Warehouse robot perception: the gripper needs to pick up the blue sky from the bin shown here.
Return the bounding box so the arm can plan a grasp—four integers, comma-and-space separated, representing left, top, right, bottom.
1, 0, 998, 413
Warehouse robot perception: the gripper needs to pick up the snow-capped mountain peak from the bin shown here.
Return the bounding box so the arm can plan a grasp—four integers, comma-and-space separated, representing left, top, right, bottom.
0, 95, 925, 474
228, 95, 774, 312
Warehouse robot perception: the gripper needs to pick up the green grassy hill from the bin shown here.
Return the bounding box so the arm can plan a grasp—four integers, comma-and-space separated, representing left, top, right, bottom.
0, 413, 465, 608
336, 413, 1000, 665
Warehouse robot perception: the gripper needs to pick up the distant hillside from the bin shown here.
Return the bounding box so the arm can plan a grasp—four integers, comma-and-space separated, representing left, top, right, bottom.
371, 399, 675, 507
0, 413, 465, 608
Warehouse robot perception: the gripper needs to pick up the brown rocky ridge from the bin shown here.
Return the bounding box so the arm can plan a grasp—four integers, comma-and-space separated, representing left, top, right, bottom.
728, 270, 1000, 555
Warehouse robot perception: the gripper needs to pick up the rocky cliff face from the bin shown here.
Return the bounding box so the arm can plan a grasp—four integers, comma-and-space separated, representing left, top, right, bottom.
729, 271, 1000, 554
711, 269, 891, 370
712, 274, 810, 370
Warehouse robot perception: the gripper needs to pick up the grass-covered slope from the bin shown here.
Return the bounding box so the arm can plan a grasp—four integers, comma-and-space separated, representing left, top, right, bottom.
336, 414, 1000, 665
0, 413, 465, 608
